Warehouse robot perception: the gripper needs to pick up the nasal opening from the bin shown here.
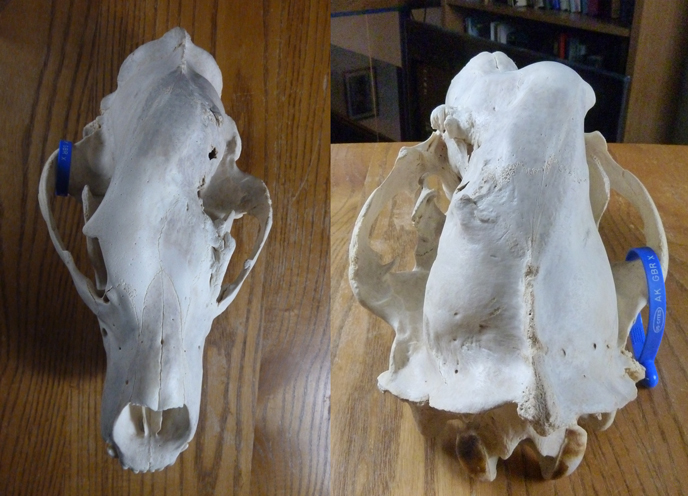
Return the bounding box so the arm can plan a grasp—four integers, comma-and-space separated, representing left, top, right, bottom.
111, 403, 192, 472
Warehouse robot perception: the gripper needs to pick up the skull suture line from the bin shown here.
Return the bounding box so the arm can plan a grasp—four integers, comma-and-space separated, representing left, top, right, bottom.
38, 28, 272, 472
349, 52, 668, 480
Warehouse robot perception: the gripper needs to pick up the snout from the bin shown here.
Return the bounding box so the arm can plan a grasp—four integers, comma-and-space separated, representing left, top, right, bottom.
99, 266, 210, 472
110, 403, 192, 472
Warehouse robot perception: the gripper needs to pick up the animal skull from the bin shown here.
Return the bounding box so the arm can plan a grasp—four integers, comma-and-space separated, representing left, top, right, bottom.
349, 52, 668, 480
38, 28, 272, 472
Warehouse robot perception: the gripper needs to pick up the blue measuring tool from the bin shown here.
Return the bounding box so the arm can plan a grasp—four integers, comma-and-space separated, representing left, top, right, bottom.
626, 247, 666, 388
55, 140, 72, 196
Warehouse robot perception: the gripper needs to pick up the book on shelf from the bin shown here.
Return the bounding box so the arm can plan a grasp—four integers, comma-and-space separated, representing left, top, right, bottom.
459, 0, 634, 20
498, 23, 516, 43
465, 17, 491, 38
490, 20, 498, 41
489, 21, 515, 43
557, 32, 568, 59
464, 14, 613, 72
567, 37, 588, 63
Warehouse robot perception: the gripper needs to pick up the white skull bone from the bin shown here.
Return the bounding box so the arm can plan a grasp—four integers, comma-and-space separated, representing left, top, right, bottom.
349, 52, 668, 480
38, 28, 272, 472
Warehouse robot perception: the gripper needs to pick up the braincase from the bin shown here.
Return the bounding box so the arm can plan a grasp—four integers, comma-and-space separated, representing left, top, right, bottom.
116, 27, 223, 97
445, 52, 596, 118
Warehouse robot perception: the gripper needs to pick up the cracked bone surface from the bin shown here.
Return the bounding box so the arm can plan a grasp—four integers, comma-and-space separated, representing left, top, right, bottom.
349, 52, 668, 481
38, 28, 272, 472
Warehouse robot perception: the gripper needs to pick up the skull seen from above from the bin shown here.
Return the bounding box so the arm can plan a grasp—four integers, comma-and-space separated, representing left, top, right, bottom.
349, 52, 668, 480
38, 28, 272, 472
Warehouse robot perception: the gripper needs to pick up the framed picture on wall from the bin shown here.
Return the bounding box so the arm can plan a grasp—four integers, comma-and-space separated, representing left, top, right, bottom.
344, 67, 378, 120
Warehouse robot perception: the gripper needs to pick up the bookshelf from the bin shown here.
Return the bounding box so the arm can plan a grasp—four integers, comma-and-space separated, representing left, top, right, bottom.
445, 0, 631, 36
438, 0, 687, 143
332, 0, 437, 15
402, 20, 630, 141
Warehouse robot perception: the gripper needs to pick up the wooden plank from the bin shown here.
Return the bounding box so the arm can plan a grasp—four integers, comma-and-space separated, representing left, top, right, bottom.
247, 2, 331, 495
0, 1, 329, 495
623, 0, 688, 142
331, 142, 688, 495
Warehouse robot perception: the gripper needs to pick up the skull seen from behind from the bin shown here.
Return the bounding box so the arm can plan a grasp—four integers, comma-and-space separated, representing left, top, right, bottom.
349, 52, 668, 480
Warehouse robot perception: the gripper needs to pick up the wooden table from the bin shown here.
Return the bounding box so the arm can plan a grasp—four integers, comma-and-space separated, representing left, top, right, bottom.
331, 142, 688, 495
0, 2, 329, 495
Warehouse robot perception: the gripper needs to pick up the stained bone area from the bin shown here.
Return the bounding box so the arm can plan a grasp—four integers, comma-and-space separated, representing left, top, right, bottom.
112, 404, 191, 472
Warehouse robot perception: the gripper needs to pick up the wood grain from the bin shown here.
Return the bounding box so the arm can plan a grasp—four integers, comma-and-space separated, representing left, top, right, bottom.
331, 142, 688, 495
0, 1, 329, 495
624, 0, 688, 143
